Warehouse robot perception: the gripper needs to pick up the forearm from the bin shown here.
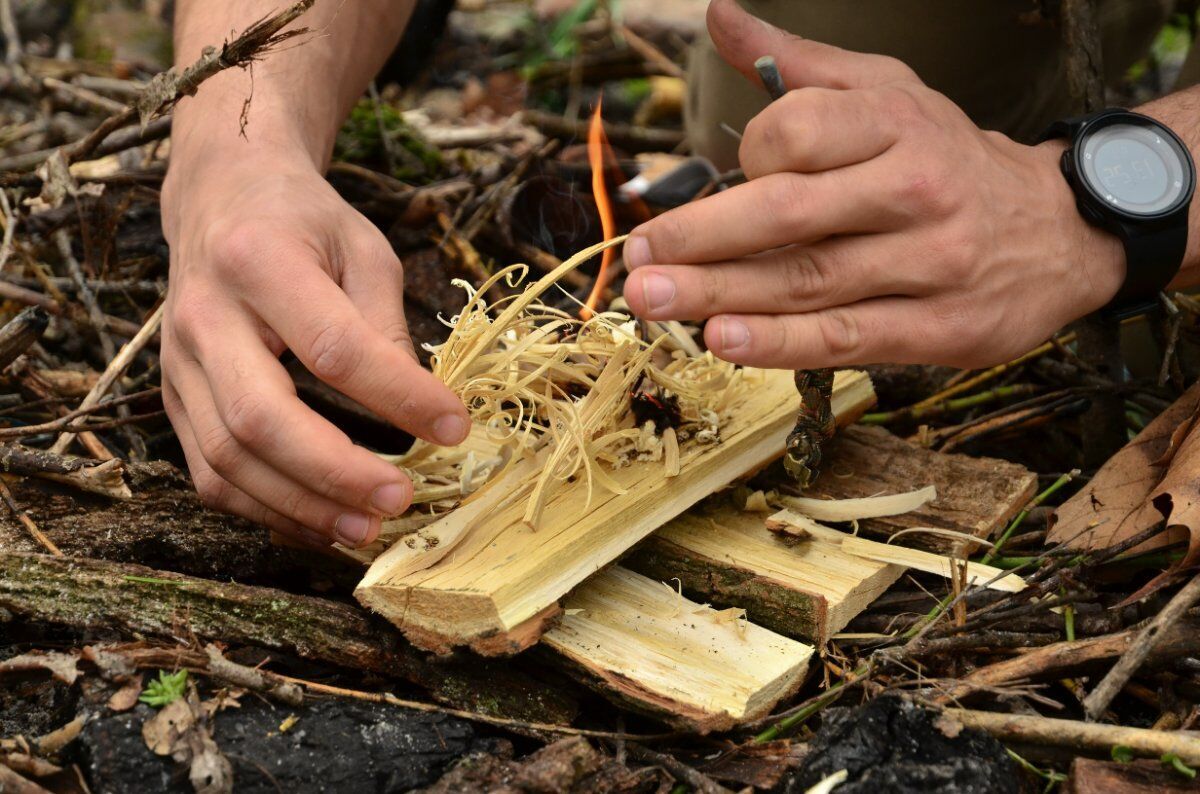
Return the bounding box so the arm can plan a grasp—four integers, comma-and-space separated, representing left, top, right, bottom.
1136, 86, 1200, 291
168, 0, 413, 177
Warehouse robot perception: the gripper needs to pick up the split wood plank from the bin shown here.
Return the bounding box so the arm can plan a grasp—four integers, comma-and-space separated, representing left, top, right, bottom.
623, 500, 904, 644
766, 511, 1027, 593
356, 369, 876, 655
541, 567, 813, 733
624, 426, 1036, 643
797, 424, 1038, 553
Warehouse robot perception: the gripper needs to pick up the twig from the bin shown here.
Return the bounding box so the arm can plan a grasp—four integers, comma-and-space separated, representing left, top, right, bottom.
50, 303, 163, 455
0, 187, 16, 271
0, 477, 59, 556
946, 707, 1200, 764
625, 743, 732, 794
1083, 569, 1200, 721
0, 0, 21, 65
274, 674, 679, 742
203, 645, 302, 707
0, 307, 47, 371
0, 445, 131, 499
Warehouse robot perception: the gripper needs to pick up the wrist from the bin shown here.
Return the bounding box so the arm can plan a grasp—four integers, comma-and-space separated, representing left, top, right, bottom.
1033, 139, 1127, 317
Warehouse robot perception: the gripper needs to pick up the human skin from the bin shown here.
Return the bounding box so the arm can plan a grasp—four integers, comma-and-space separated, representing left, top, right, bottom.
162, 0, 470, 550
622, 0, 1200, 371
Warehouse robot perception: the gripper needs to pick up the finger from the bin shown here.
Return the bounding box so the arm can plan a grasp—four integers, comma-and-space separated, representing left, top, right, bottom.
706, 0, 918, 91
247, 257, 470, 448
739, 86, 904, 178
167, 358, 383, 547
703, 297, 967, 370
164, 377, 328, 549
625, 163, 906, 268
624, 234, 931, 320
339, 233, 421, 363
179, 301, 415, 517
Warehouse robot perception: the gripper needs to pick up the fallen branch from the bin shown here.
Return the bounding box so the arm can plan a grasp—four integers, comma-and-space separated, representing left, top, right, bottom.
946, 708, 1200, 765
1082, 569, 1200, 721
0, 445, 131, 499
0, 552, 577, 725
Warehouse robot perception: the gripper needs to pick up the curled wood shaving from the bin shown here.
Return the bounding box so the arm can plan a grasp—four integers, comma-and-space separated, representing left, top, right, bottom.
393, 236, 746, 530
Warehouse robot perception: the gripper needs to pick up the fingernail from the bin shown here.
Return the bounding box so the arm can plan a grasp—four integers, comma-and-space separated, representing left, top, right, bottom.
371, 482, 409, 515
719, 318, 750, 350
334, 512, 371, 546
641, 273, 676, 311
432, 414, 468, 446
624, 236, 651, 270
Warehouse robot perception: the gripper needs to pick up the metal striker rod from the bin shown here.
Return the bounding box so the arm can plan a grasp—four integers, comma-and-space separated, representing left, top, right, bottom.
754, 55, 787, 101
752, 55, 837, 487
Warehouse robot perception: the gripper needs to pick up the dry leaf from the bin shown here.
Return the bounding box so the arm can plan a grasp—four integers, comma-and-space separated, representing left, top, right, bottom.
1150, 414, 1200, 571
0, 651, 81, 685
108, 675, 144, 712
142, 689, 233, 794
1050, 382, 1200, 554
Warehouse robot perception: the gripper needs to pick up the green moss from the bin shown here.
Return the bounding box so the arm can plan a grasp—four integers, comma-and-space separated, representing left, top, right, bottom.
334, 100, 444, 183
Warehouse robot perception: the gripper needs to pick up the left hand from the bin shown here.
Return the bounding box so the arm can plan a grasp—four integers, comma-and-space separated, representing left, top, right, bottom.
623, 0, 1125, 370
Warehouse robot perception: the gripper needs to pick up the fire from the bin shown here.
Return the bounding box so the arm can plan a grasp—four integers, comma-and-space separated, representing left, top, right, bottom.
581, 99, 617, 319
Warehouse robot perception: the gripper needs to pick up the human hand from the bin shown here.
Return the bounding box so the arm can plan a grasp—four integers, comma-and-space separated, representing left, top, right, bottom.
623, 0, 1126, 370
160, 150, 469, 549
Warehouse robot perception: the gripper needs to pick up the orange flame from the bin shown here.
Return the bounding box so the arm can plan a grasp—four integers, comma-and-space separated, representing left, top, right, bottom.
581, 99, 617, 320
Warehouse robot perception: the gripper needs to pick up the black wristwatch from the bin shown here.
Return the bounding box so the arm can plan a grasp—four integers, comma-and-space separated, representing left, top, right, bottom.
1041, 109, 1196, 319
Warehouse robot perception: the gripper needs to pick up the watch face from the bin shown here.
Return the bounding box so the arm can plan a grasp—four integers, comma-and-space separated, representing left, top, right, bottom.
1079, 121, 1193, 216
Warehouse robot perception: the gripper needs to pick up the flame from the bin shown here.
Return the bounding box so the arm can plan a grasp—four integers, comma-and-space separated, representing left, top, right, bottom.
581, 99, 617, 319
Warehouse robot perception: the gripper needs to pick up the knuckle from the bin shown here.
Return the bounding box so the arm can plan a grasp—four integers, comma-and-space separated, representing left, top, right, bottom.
199, 422, 243, 477
896, 165, 957, 218
206, 222, 263, 278
927, 224, 981, 279
763, 175, 809, 231
192, 469, 230, 511
315, 464, 353, 500
875, 54, 919, 83
307, 321, 362, 384
781, 250, 827, 304
644, 214, 687, 263
223, 389, 274, 447
817, 308, 863, 359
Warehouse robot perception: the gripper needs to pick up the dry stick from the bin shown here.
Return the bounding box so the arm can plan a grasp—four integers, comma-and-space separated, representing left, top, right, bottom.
49, 302, 163, 455
0, 477, 59, 556
0, 0, 21, 65
0, 390, 162, 440
0, 445, 130, 499
0, 307, 47, 371
625, 743, 732, 794
51, 229, 146, 458
947, 708, 1200, 765
1083, 569, 1200, 721
203, 645, 303, 707
274, 674, 678, 742
0, 187, 16, 271
905, 335, 1073, 413
0, 117, 172, 174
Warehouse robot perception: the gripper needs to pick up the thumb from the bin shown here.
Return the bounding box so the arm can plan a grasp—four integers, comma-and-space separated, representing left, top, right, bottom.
706, 0, 918, 91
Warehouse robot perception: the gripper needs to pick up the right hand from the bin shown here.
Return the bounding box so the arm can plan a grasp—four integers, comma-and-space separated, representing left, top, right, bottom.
160, 152, 470, 549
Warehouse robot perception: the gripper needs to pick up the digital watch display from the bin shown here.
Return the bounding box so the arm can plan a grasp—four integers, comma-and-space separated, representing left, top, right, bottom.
1043, 109, 1195, 318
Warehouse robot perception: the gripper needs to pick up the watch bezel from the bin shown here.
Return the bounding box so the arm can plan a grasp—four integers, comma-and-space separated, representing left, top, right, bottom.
1070, 109, 1196, 224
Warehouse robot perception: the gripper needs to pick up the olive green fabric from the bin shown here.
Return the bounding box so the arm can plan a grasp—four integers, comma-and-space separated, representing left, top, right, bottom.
687, 0, 1176, 171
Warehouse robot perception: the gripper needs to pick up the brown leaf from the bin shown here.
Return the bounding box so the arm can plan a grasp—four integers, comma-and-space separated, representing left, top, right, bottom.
141, 690, 232, 794
1049, 382, 1200, 553
142, 698, 195, 757
1151, 413, 1200, 570
0, 651, 81, 685
107, 675, 144, 712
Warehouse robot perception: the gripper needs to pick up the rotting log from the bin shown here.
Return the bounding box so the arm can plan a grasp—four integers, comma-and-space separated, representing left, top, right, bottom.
623, 499, 903, 644
798, 424, 1037, 553
0, 552, 578, 725
540, 567, 813, 733
356, 369, 875, 655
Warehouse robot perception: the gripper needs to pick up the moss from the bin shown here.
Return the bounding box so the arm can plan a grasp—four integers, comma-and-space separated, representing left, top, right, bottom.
334, 100, 444, 183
